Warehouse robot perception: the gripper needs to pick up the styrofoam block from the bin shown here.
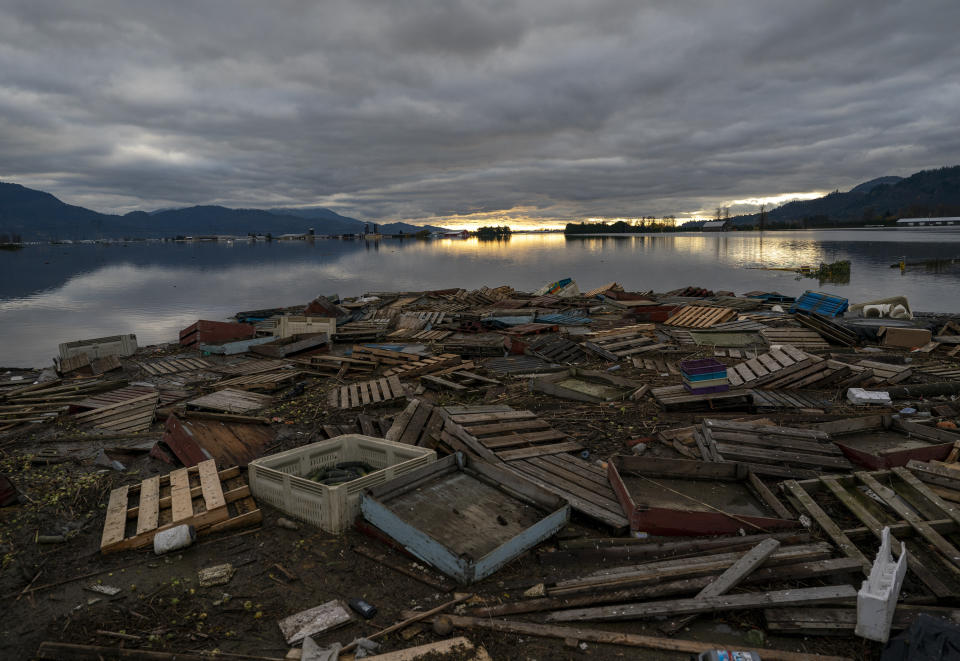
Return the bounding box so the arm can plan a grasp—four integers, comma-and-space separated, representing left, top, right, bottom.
847, 388, 892, 406
856, 527, 908, 642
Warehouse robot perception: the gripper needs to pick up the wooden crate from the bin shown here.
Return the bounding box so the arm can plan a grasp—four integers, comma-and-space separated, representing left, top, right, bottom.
360, 453, 569, 584
100, 460, 260, 554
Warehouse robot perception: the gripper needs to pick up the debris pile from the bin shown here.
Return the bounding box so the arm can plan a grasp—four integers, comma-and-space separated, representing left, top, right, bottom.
4, 282, 960, 659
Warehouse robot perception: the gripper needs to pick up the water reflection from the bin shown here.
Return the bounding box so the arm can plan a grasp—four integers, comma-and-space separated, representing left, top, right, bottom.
1, 230, 959, 366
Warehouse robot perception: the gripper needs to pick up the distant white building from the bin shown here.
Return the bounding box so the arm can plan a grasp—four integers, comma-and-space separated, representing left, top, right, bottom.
897, 217, 960, 227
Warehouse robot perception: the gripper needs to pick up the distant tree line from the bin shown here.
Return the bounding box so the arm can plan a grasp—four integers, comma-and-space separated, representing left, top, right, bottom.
476, 225, 512, 239
564, 218, 679, 234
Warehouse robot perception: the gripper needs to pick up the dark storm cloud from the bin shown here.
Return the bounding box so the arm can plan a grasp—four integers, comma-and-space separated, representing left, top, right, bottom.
1, 0, 958, 223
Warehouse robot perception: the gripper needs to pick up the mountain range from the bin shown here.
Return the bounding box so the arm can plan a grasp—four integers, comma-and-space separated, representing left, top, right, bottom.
0, 183, 444, 240
4, 165, 960, 239
718, 166, 960, 228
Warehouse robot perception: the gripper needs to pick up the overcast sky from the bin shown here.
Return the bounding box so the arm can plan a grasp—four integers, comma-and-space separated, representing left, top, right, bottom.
1, 1, 958, 227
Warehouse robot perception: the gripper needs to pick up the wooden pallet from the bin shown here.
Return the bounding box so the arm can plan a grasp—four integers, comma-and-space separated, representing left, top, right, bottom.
214, 369, 306, 392
73, 385, 161, 410
697, 419, 851, 480
187, 388, 274, 414
854, 360, 913, 385
384, 354, 463, 378
58, 353, 92, 374
334, 319, 390, 341
784, 464, 960, 598
351, 345, 422, 365
650, 385, 753, 411
100, 460, 260, 554
663, 306, 737, 328
90, 355, 123, 375
441, 333, 507, 357
387, 329, 453, 341
583, 328, 657, 361
506, 453, 629, 531
74, 391, 159, 433
385, 398, 445, 447
140, 357, 213, 376
916, 363, 960, 380
439, 405, 582, 463
527, 336, 587, 364
794, 312, 858, 346
760, 327, 831, 350
710, 319, 770, 332
507, 323, 559, 336
712, 348, 759, 359
631, 357, 680, 375
421, 369, 501, 392
750, 389, 834, 412
327, 376, 407, 409
319, 413, 394, 440
211, 359, 292, 376
726, 345, 821, 389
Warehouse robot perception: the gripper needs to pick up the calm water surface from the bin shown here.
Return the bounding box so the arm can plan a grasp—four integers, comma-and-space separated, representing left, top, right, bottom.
2, 229, 959, 367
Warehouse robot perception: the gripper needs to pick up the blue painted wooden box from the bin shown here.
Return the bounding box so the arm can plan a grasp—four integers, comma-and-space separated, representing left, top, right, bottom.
361, 453, 570, 584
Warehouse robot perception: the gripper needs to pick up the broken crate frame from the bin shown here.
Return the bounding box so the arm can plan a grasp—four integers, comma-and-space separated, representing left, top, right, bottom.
607, 456, 799, 536
360, 452, 570, 584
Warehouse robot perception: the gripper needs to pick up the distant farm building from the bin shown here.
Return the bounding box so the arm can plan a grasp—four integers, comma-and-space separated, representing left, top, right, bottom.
897, 217, 960, 227
701, 220, 734, 232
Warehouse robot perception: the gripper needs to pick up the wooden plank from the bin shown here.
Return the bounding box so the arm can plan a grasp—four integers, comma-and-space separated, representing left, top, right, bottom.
101, 485, 129, 550
498, 441, 583, 461
661, 538, 781, 634
387, 375, 404, 399
169, 468, 193, 522
546, 585, 856, 622
386, 399, 420, 442
198, 459, 226, 512
135, 477, 160, 536
782, 480, 870, 572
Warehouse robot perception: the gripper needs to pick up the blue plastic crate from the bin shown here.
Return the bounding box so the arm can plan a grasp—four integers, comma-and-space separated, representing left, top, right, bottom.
789, 291, 848, 317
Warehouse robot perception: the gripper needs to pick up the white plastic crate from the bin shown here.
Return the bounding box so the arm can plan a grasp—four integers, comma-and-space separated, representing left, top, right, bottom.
248, 435, 436, 533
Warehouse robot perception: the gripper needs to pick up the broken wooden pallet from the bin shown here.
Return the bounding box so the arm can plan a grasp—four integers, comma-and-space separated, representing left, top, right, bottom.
583, 328, 657, 361
74, 390, 159, 433
187, 388, 274, 414
210, 359, 292, 376
386, 328, 453, 341
631, 357, 680, 375
421, 369, 501, 392
100, 459, 260, 554
854, 360, 913, 385
784, 465, 960, 598
710, 319, 770, 332
334, 319, 390, 341
506, 453, 629, 531
327, 375, 407, 409
726, 345, 823, 389
794, 312, 858, 347
140, 356, 213, 376
527, 336, 588, 364
916, 363, 960, 380
441, 333, 507, 357
697, 419, 852, 479
318, 413, 394, 440
213, 369, 306, 392
439, 405, 583, 463
759, 327, 831, 350
385, 398, 445, 447
506, 323, 559, 336
351, 345, 422, 365
650, 385, 752, 411
750, 389, 834, 412
663, 306, 737, 328
384, 354, 463, 378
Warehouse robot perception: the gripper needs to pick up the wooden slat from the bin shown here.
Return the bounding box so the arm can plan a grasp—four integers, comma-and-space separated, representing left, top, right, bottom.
170, 468, 193, 522
101, 485, 129, 549
135, 477, 160, 536
782, 480, 870, 572
198, 459, 226, 512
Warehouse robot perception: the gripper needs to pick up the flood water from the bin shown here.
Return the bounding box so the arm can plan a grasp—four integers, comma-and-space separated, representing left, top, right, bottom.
2, 229, 959, 367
